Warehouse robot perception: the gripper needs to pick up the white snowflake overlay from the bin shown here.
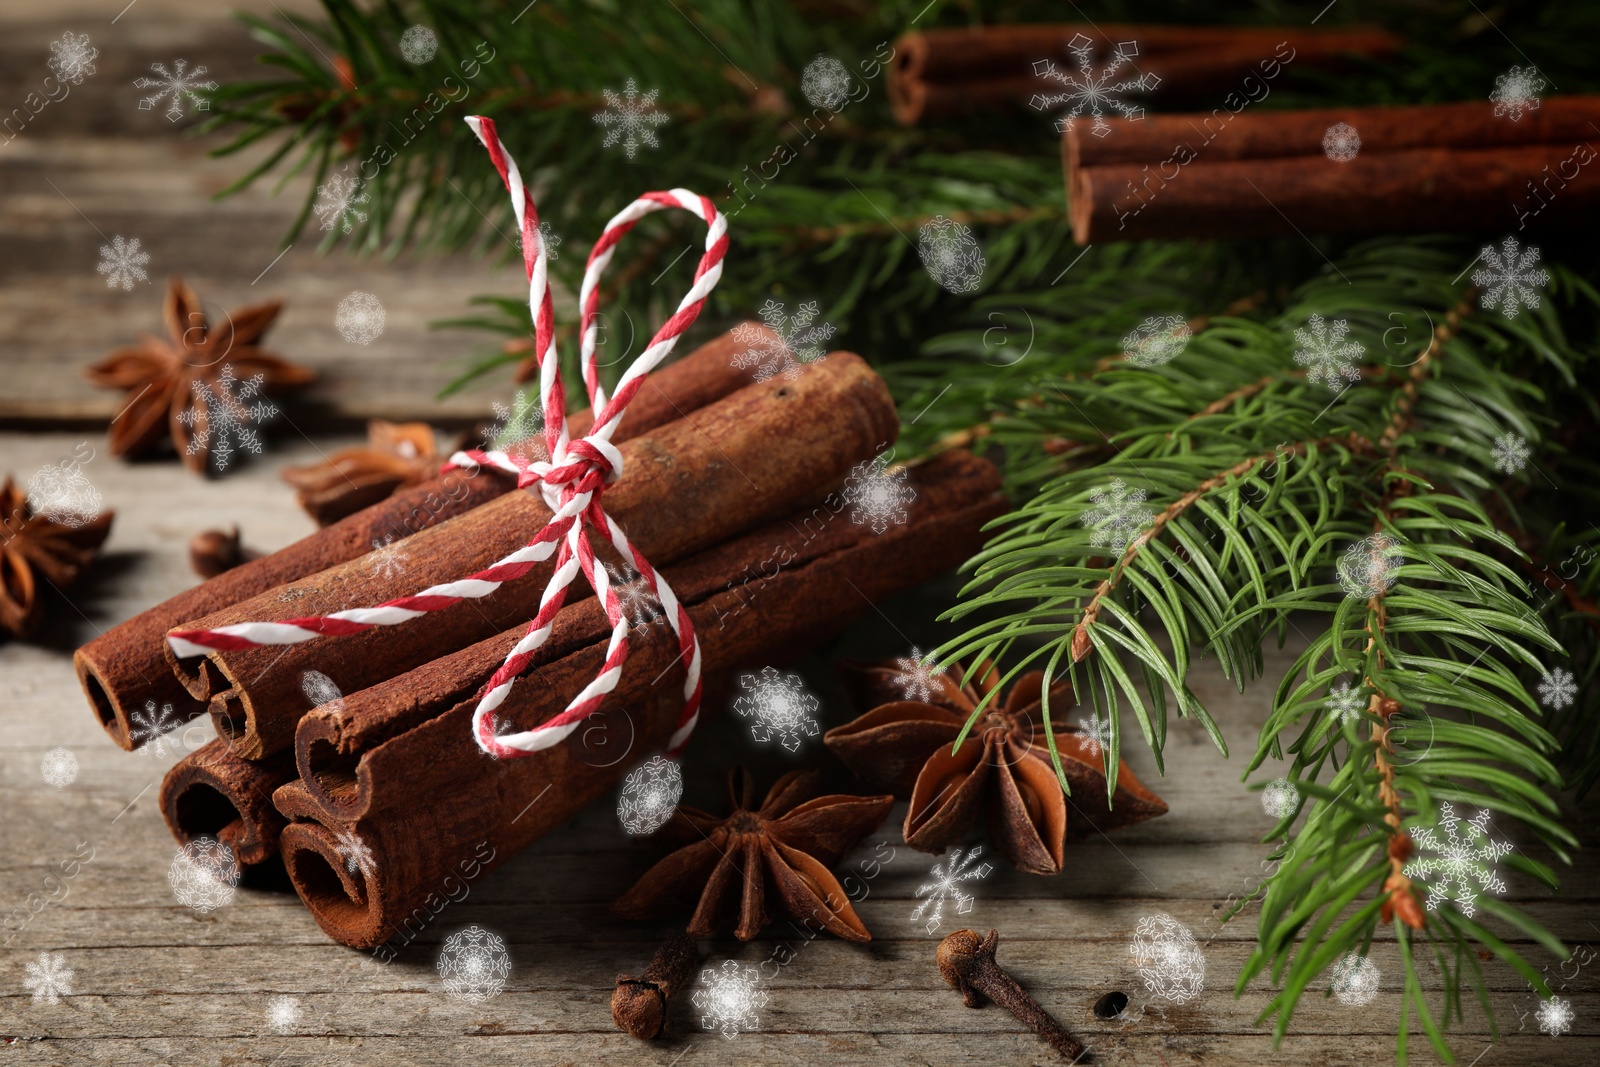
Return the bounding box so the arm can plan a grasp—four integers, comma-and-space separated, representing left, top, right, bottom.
336, 828, 376, 878
1076, 710, 1114, 760
1293, 314, 1365, 390
48, 31, 99, 85
1330, 952, 1380, 1006
694, 959, 767, 1039
1473, 237, 1549, 320
917, 215, 986, 295
1325, 679, 1366, 727
1491, 432, 1531, 474
594, 78, 670, 159
1128, 912, 1205, 1004
1337, 533, 1405, 600
398, 25, 439, 65
301, 669, 343, 711
24, 952, 73, 1005
843, 455, 916, 535
1084, 478, 1153, 556
97, 235, 150, 291
169, 836, 241, 913
606, 563, 661, 634
617, 754, 684, 836
367, 533, 408, 579
314, 171, 370, 235
1538, 667, 1576, 710
1322, 122, 1361, 163
733, 666, 821, 752
1537, 995, 1574, 1037
1491, 66, 1546, 122
1261, 777, 1299, 820
1402, 802, 1512, 917
41, 748, 79, 789
135, 58, 218, 122
801, 55, 852, 111
130, 699, 179, 757
27, 460, 101, 528
483, 387, 547, 464
265, 994, 302, 1033
178, 365, 279, 474
893, 646, 944, 703
1030, 35, 1161, 138
335, 291, 386, 345
1122, 314, 1191, 368
732, 299, 834, 382
518, 219, 561, 261
910, 846, 994, 935
437, 925, 511, 1004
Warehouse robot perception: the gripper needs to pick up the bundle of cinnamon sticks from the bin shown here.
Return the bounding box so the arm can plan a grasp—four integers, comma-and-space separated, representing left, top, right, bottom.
888, 23, 1400, 126
1066, 96, 1600, 242
81, 328, 1007, 949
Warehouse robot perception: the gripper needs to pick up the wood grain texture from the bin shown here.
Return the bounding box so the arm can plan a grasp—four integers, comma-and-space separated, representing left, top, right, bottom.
2, 430, 1596, 1067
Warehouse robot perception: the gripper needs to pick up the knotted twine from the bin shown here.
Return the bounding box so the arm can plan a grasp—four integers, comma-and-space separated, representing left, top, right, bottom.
168, 115, 724, 760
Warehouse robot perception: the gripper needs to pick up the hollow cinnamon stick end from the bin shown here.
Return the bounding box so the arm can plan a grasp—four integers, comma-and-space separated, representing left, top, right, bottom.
158, 738, 293, 868
281, 820, 387, 949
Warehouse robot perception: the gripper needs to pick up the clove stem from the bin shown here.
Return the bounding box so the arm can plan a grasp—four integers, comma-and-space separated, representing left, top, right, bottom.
937, 928, 1085, 1061
611, 932, 700, 1040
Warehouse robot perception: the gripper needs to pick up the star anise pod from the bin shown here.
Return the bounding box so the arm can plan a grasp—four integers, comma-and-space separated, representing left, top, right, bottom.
825, 658, 1167, 875
84, 276, 315, 471
1, 477, 113, 639
280, 420, 440, 526
613, 767, 893, 942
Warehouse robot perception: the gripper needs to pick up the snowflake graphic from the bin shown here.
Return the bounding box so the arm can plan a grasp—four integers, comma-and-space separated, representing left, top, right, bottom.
265, 994, 302, 1033
1330, 952, 1380, 1006
1538, 667, 1577, 710
1293, 314, 1365, 390
314, 171, 370, 235
1337, 533, 1405, 600
733, 666, 821, 752
1322, 122, 1361, 163
483, 387, 547, 466
367, 534, 408, 580
335, 291, 386, 345
1325, 679, 1366, 727
1473, 237, 1549, 320
1402, 802, 1512, 917
694, 959, 766, 1039
1029, 35, 1161, 138
1075, 710, 1114, 761
23, 952, 73, 1005
917, 216, 986, 295
517, 219, 562, 261
731, 299, 835, 382
617, 754, 684, 836
48, 31, 98, 85
594, 78, 670, 159
910, 846, 994, 934
437, 925, 511, 1004
27, 462, 101, 528
169, 836, 241, 913
843, 455, 916, 535
1490, 66, 1546, 122
97, 235, 150, 291
398, 24, 439, 64
134, 58, 218, 122
606, 563, 662, 634
1491, 432, 1531, 474
130, 699, 179, 757
1122, 314, 1191, 368
801, 55, 852, 111
177, 364, 279, 474
335, 828, 376, 878
41, 747, 79, 789
1129, 912, 1205, 1003
300, 669, 343, 712
1084, 478, 1153, 555
1536, 995, 1574, 1037
892, 646, 945, 703
1261, 777, 1299, 820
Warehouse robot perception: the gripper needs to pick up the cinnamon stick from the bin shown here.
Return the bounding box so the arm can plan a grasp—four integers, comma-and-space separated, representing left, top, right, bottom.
276, 449, 1006, 948
74, 328, 762, 750
889, 24, 1400, 125
171, 352, 898, 760
158, 739, 296, 869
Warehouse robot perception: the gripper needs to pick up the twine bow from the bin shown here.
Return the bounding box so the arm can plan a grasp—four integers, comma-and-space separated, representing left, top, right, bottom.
167, 115, 725, 761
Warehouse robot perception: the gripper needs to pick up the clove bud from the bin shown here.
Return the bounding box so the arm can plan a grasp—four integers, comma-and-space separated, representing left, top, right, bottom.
937, 928, 1085, 1061
611, 932, 700, 1040
189, 526, 255, 579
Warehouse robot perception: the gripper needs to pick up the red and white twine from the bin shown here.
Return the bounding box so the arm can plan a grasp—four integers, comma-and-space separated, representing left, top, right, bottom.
167, 115, 724, 759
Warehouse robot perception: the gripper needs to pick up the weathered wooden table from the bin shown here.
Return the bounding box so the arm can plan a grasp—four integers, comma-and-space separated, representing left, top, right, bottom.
2, 3, 1597, 1065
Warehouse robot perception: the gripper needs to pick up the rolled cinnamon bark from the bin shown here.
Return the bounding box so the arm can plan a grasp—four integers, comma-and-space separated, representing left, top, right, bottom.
158, 739, 296, 869
74, 327, 763, 750
277, 449, 1007, 949
172, 352, 898, 760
